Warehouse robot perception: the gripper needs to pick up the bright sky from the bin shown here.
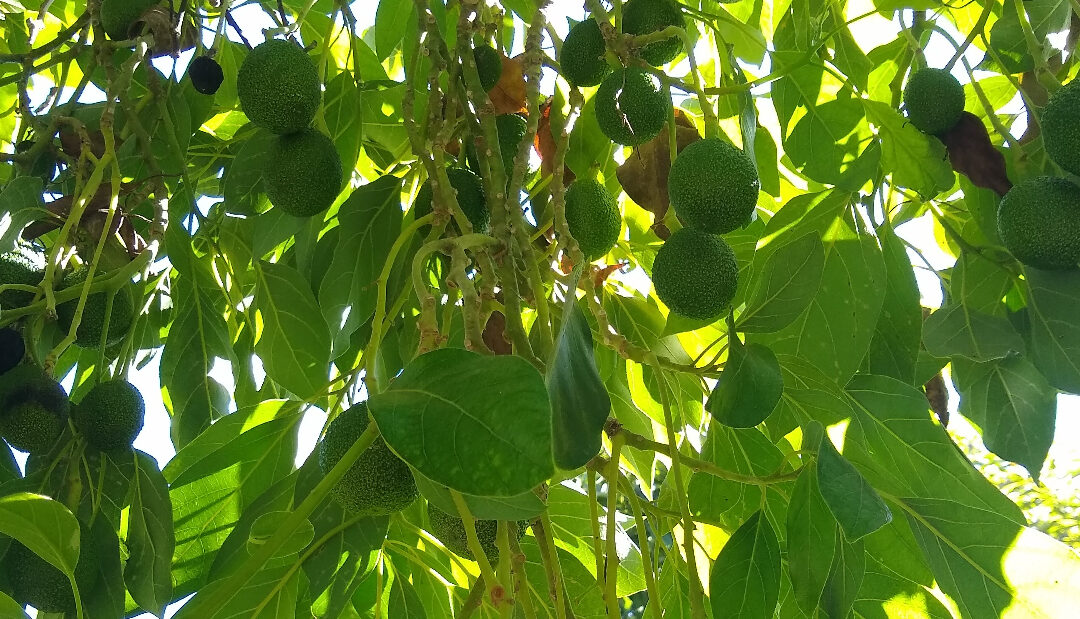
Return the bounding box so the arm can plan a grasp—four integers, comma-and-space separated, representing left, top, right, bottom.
13, 2, 1080, 617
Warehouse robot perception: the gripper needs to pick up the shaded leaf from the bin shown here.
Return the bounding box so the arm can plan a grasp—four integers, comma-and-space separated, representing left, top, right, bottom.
820, 530, 865, 619
710, 510, 781, 619
738, 232, 825, 333
706, 338, 784, 428
126, 451, 174, 617
786, 465, 837, 614
0, 176, 45, 254
923, 304, 1025, 361
548, 301, 611, 469
817, 432, 892, 542
255, 261, 332, 398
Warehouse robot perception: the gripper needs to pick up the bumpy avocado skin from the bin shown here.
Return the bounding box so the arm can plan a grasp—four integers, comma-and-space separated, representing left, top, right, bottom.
266, 128, 343, 218
652, 227, 738, 320
425, 503, 528, 562
72, 379, 145, 451
560, 19, 612, 87
237, 39, 322, 134
1041, 79, 1080, 176
318, 403, 420, 516
473, 45, 503, 91
496, 114, 528, 171
55, 268, 135, 348
100, 0, 157, 41
414, 168, 490, 234
622, 0, 685, 66
0, 365, 69, 455
997, 176, 1080, 270
903, 68, 965, 135
0, 245, 44, 310
4, 522, 97, 613
668, 138, 760, 235
594, 67, 670, 146
565, 179, 621, 260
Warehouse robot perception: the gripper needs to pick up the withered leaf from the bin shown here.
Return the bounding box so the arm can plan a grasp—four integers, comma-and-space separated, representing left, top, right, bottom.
488, 53, 527, 116
615, 110, 700, 228
939, 111, 1011, 197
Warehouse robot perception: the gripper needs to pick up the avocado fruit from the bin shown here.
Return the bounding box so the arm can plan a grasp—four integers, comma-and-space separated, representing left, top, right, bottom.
0, 245, 44, 310
237, 39, 322, 135
55, 268, 136, 348
414, 168, 490, 234
189, 55, 224, 95
425, 502, 528, 562
0, 328, 23, 376
560, 18, 611, 87
1041, 79, 1080, 177
651, 227, 738, 320
565, 179, 621, 260
473, 44, 502, 91
997, 176, 1080, 270
100, 0, 157, 41
903, 67, 965, 135
266, 128, 343, 218
622, 0, 685, 66
0, 364, 69, 455
72, 379, 145, 451
594, 67, 670, 146
668, 138, 760, 234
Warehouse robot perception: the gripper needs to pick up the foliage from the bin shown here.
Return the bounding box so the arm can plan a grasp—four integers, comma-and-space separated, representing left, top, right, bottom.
0, 0, 1079, 618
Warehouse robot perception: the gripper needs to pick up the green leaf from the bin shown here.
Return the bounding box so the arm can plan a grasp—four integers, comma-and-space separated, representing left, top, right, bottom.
687, 426, 785, 526
0, 591, 28, 619
370, 348, 553, 497
820, 530, 865, 619
1025, 267, 1080, 393
255, 261, 332, 398
375, 0, 415, 60
816, 430, 892, 542
952, 251, 1014, 314
862, 100, 954, 197
126, 451, 175, 617
82, 515, 126, 619
786, 466, 837, 614
854, 554, 954, 619
738, 232, 825, 333
955, 354, 1057, 478
707, 338, 783, 428
785, 98, 866, 186
864, 223, 922, 383
0, 175, 44, 254
0, 492, 79, 576
548, 301, 611, 469
222, 127, 274, 214
319, 176, 403, 355
387, 569, 427, 619
324, 71, 364, 174
922, 304, 1025, 361
413, 471, 546, 521
709, 510, 781, 619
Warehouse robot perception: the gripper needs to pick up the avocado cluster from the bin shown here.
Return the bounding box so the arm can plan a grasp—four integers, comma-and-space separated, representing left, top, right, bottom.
1041, 79, 1080, 176
318, 402, 420, 516
237, 38, 343, 218
622, 0, 685, 66
414, 168, 490, 234
55, 267, 136, 349
560, 19, 611, 88
72, 379, 146, 451
595, 67, 670, 146
565, 179, 621, 260
652, 227, 738, 320
0, 364, 69, 455
0, 245, 44, 310
99, 0, 157, 41
997, 176, 1080, 270
425, 503, 528, 562
903, 67, 965, 136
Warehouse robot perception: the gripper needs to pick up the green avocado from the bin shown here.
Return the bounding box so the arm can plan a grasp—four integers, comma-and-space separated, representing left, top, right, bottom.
565, 179, 621, 260
0, 245, 44, 310
55, 268, 135, 348
425, 502, 528, 562
0, 365, 69, 455
266, 128, 343, 218
560, 18, 611, 87
100, 0, 157, 41
594, 67, 671, 146
1041, 79, 1080, 176
903, 67, 965, 135
414, 168, 490, 234
668, 138, 760, 234
651, 227, 738, 320
72, 379, 145, 451
473, 44, 502, 91
997, 176, 1080, 270
4, 521, 97, 614
318, 402, 420, 515
237, 39, 322, 135
622, 0, 685, 66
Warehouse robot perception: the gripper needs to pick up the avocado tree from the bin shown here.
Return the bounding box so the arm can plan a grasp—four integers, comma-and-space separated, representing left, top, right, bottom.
2, 0, 1080, 617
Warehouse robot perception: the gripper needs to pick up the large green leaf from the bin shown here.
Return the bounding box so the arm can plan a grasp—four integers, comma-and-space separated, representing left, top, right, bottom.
706, 338, 784, 428
318, 176, 403, 355
820, 531, 864, 618
738, 232, 825, 333
1025, 267, 1080, 393
369, 348, 553, 497
0, 591, 28, 619
125, 451, 175, 617
387, 569, 427, 619
922, 304, 1025, 361
412, 471, 546, 521
864, 222, 922, 383
710, 510, 781, 619
548, 301, 611, 470
0, 175, 44, 254
255, 261, 333, 398
786, 466, 836, 614
862, 100, 955, 197
0, 492, 79, 576
324, 71, 364, 174
816, 431, 892, 542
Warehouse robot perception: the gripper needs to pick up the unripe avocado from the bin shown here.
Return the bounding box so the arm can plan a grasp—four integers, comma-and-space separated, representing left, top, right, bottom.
189, 55, 224, 95
0, 328, 23, 376
0, 245, 44, 310
55, 268, 136, 348
565, 179, 621, 260
622, 0, 685, 66
997, 176, 1080, 270
496, 113, 528, 171
237, 39, 322, 135
318, 402, 419, 515
473, 45, 503, 91
652, 227, 738, 320
903, 68, 965, 135
595, 67, 670, 146
560, 19, 611, 87
425, 503, 528, 562
1041, 79, 1080, 176
100, 0, 157, 41
72, 379, 145, 451
266, 128, 343, 218
414, 168, 490, 234
4, 522, 96, 613
668, 138, 760, 234
0, 365, 69, 455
